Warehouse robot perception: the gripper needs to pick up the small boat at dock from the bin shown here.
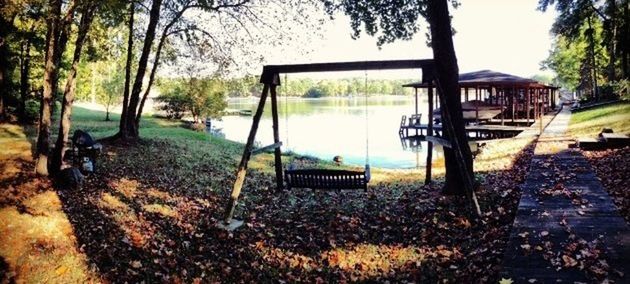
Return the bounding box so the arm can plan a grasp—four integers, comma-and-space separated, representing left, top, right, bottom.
433, 100, 504, 122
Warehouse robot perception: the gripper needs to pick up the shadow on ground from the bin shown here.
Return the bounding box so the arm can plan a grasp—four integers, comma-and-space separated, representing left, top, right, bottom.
49, 138, 536, 283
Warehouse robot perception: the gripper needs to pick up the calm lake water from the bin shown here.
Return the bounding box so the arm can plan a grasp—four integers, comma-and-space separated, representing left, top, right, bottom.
214, 96, 446, 169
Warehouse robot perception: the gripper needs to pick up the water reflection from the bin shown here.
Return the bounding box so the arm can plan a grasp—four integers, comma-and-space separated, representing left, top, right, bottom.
214, 96, 446, 169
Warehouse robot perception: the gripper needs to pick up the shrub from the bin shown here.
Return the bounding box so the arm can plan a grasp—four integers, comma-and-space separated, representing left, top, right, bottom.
611, 79, 629, 100
155, 89, 190, 119
156, 77, 227, 122
24, 99, 40, 123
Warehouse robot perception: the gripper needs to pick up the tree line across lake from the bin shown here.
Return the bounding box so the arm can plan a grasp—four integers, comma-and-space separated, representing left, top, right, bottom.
153, 76, 416, 123
173, 76, 417, 98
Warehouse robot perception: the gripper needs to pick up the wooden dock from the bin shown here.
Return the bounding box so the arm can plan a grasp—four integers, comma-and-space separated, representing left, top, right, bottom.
485, 118, 536, 126
501, 107, 630, 282
399, 123, 527, 139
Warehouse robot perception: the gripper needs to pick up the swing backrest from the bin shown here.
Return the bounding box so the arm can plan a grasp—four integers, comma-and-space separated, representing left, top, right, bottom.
284, 169, 368, 191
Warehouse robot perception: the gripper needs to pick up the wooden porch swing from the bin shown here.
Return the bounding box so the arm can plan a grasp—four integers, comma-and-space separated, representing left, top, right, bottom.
220, 59, 436, 230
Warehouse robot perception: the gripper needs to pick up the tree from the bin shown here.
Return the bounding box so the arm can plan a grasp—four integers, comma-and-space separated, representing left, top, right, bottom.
118, 0, 134, 139
541, 17, 608, 98
323, 0, 479, 213
155, 82, 189, 119
100, 66, 124, 121
119, 0, 162, 139
117, 0, 252, 139
116, 0, 318, 140
35, 0, 76, 175
0, 1, 12, 121
51, 1, 100, 173
10, 1, 47, 123
189, 78, 227, 123
538, 0, 629, 93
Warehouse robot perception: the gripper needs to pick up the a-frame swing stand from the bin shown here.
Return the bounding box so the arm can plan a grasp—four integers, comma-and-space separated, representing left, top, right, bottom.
219, 60, 436, 230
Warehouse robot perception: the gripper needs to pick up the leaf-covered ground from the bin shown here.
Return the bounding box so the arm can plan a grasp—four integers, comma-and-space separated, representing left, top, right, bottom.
1, 118, 538, 283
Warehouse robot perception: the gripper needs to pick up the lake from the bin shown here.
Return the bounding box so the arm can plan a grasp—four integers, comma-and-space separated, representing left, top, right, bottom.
214, 96, 446, 169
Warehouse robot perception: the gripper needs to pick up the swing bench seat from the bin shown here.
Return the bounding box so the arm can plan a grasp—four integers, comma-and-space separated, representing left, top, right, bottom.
284, 169, 369, 191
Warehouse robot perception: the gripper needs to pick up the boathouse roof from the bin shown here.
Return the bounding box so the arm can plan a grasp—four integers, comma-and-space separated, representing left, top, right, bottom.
403, 70, 557, 89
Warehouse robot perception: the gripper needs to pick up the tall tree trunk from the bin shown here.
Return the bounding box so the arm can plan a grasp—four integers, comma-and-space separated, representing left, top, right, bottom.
0, 58, 5, 121
19, 32, 33, 122
51, 4, 96, 173
0, 9, 10, 122
587, 16, 599, 101
135, 7, 189, 127
426, 0, 473, 196
36, 0, 76, 175
605, 0, 617, 82
122, 0, 162, 139
135, 30, 169, 127
36, 0, 63, 175
622, 0, 629, 79
118, 1, 135, 139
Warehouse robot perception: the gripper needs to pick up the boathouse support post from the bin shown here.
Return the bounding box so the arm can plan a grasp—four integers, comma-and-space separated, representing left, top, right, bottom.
270, 84, 284, 191
504, 88, 506, 126
223, 83, 272, 227
475, 86, 479, 123
425, 81, 434, 185
511, 86, 516, 123
526, 87, 530, 124
535, 88, 539, 119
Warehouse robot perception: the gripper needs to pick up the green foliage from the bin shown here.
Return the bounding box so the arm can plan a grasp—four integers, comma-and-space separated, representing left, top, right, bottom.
24, 99, 40, 123
611, 79, 629, 100
100, 65, 124, 116
542, 36, 585, 90
539, 0, 628, 96
542, 19, 608, 93
596, 79, 630, 101
155, 84, 190, 119
323, 0, 427, 46
305, 86, 326, 98
530, 74, 554, 85
156, 77, 228, 122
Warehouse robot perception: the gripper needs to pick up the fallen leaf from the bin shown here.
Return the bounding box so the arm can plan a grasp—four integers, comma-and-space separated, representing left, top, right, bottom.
55, 265, 68, 275
562, 255, 577, 267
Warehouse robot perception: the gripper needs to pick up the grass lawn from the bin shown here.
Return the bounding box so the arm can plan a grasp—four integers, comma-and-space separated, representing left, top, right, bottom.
1, 105, 539, 283
569, 101, 630, 138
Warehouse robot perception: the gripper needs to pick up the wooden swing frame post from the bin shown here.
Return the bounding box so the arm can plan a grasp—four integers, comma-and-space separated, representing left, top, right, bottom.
270, 85, 283, 190
221, 59, 435, 228
223, 83, 272, 226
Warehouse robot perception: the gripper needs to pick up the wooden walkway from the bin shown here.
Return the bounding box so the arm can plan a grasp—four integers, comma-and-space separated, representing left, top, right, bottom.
501, 107, 630, 282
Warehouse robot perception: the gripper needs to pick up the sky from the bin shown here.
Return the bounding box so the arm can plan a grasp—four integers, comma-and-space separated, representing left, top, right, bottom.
259, 0, 558, 80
